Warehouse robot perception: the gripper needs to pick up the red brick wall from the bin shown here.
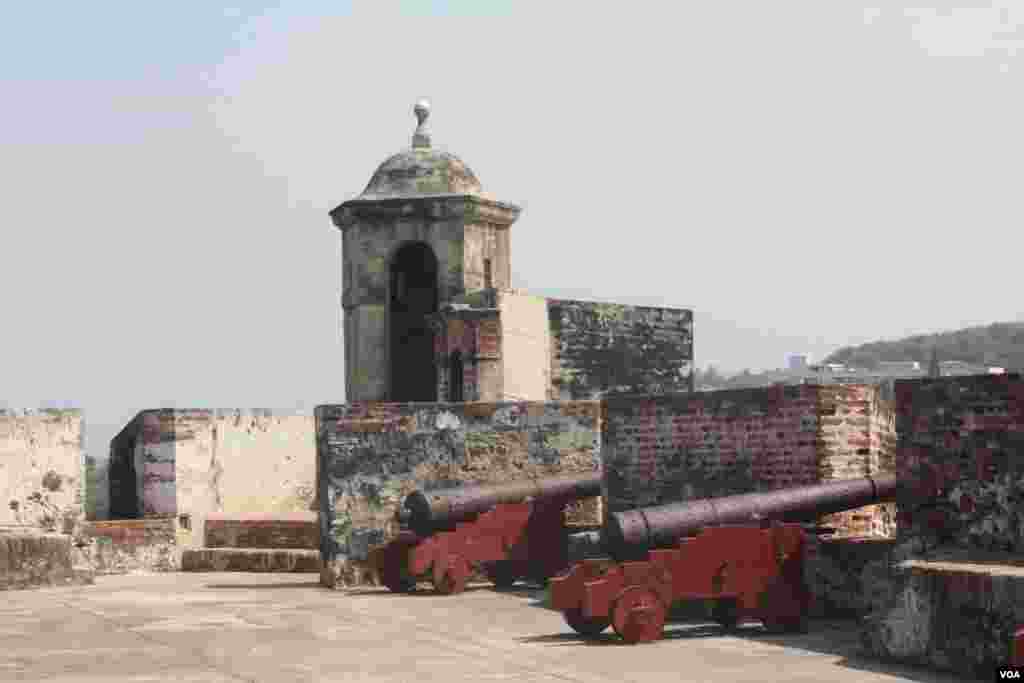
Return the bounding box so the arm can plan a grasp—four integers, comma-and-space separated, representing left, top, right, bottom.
434, 316, 501, 402
894, 373, 1024, 551
817, 385, 898, 538
85, 518, 176, 547
478, 318, 500, 356
602, 385, 897, 537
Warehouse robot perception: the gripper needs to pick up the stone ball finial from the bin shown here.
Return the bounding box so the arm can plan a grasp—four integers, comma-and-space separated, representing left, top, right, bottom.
414, 99, 430, 123
412, 99, 431, 149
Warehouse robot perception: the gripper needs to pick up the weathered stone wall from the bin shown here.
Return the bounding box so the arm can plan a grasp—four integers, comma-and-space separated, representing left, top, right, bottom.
177, 411, 317, 548
0, 409, 85, 531
340, 218, 454, 402
107, 410, 317, 548
316, 400, 602, 589
862, 556, 1024, 679
205, 512, 318, 550
600, 385, 897, 537
547, 300, 693, 400
83, 455, 97, 520
73, 518, 181, 574
336, 197, 518, 402
1, 530, 93, 590
893, 373, 1024, 551
463, 222, 511, 293
94, 458, 110, 521
804, 537, 897, 617
860, 375, 1024, 678
81, 454, 110, 521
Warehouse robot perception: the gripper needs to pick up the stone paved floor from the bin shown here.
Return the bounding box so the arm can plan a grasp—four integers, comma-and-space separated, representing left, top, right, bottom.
0, 572, 969, 682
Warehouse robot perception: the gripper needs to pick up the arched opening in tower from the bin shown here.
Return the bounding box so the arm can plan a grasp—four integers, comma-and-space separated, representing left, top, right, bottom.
449, 350, 464, 402
389, 242, 439, 402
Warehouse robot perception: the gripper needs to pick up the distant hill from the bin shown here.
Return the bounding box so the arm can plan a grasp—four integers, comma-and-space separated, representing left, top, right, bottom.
822, 322, 1024, 372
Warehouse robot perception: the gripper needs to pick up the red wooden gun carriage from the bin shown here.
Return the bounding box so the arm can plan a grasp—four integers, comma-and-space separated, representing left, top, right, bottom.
372, 473, 602, 595
549, 476, 902, 643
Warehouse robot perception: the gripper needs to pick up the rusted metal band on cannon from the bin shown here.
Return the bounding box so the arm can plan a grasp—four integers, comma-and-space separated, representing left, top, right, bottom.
605, 475, 901, 561
399, 473, 602, 536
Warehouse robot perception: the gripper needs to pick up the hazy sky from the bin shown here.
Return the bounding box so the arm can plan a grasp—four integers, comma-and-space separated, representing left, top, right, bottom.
3, 2, 1022, 467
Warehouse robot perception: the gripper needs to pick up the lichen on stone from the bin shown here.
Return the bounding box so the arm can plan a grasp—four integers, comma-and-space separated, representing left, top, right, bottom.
592, 303, 626, 326
464, 430, 499, 451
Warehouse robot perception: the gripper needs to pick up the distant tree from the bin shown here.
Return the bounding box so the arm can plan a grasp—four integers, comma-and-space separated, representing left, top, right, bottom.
823, 321, 1024, 373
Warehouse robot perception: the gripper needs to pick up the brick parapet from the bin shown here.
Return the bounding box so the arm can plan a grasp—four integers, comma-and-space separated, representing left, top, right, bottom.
893, 373, 1024, 552
602, 385, 897, 539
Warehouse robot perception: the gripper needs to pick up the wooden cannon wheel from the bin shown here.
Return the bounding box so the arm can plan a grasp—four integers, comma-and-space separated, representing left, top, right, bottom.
432, 554, 471, 595
758, 580, 810, 634
381, 567, 417, 594
376, 544, 417, 594
611, 586, 666, 644
562, 607, 611, 637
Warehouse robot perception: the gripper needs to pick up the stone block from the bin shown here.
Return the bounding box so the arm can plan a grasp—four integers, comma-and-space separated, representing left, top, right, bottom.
181, 548, 321, 573
1, 531, 94, 590
861, 549, 1024, 679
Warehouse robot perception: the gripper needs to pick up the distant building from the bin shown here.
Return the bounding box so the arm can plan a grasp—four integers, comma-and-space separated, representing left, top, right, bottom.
939, 360, 988, 376
786, 353, 810, 371
877, 360, 922, 375
764, 356, 1008, 389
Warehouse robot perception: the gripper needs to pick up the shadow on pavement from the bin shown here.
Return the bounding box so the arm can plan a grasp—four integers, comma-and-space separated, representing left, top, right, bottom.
496, 586, 548, 600
203, 581, 322, 590
344, 584, 500, 597
343, 581, 551, 599
520, 620, 970, 683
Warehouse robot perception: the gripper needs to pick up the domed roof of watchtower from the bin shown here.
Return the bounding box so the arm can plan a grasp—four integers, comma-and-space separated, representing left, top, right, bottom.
354, 100, 487, 200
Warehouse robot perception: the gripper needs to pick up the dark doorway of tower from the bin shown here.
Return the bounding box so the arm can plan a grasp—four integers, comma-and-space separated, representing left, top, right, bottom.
449, 350, 464, 402
389, 242, 439, 402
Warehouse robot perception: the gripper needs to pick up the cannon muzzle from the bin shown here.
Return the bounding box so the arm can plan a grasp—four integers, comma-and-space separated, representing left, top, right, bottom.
605, 475, 901, 560
399, 473, 602, 536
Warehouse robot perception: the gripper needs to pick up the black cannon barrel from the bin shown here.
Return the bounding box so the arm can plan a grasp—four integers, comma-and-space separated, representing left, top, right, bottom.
400, 473, 602, 536
605, 475, 901, 560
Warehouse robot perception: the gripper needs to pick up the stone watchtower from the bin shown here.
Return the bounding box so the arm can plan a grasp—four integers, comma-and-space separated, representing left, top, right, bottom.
329, 102, 521, 402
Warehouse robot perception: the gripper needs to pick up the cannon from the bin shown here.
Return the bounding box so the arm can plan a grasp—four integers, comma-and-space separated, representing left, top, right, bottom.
372, 473, 602, 595
548, 475, 902, 643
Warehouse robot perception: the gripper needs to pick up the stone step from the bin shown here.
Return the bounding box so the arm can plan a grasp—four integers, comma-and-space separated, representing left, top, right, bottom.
181, 547, 321, 573
203, 513, 318, 550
